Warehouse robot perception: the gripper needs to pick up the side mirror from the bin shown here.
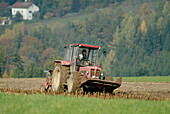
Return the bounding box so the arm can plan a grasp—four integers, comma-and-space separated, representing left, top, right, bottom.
103, 48, 106, 54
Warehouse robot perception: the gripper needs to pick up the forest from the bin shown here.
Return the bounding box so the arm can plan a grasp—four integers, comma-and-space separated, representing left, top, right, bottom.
0, 0, 169, 78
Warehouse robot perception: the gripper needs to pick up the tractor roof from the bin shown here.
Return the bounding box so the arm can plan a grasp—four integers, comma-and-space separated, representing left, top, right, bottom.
67, 44, 101, 49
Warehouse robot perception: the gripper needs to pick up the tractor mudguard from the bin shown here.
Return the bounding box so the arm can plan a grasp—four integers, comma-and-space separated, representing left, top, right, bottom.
54, 60, 71, 66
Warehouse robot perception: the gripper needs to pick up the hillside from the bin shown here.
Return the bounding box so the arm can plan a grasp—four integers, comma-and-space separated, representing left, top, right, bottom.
25, 13, 93, 29
0, 0, 170, 78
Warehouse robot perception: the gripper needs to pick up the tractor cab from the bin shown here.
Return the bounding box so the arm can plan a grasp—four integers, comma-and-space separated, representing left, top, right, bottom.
64, 44, 100, 69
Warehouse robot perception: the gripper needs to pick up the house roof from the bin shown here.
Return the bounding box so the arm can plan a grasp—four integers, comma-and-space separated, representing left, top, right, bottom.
11, 2, 33, 8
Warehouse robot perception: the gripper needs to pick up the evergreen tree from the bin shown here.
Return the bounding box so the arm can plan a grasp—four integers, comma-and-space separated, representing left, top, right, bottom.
15, 12, 23, 22
0, 46, 6, 78
2, 70, 8, 78
40, 3, 47, 20
162, 1, 170, 17
164, 33, 170, 52
71, 0, 81, 12
140, 20, 147, 34
11, 53, 24, 78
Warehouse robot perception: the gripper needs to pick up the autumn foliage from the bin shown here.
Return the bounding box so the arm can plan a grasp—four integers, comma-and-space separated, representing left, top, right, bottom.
0, 0, 169, 78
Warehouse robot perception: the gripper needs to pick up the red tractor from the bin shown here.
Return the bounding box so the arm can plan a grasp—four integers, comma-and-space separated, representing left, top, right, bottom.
44, 44, 122, 93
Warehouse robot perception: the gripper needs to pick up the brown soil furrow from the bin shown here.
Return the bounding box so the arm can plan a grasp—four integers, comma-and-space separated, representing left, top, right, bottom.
0, 78, 170, 100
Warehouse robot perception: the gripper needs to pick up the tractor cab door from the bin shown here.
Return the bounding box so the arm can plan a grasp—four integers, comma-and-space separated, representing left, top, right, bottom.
72, 46, 79, 71
64, 45, 73, 62
64, 45, 79, 72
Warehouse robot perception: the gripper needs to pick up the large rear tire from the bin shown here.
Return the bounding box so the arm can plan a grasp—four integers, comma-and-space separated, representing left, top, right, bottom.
67, 72, 81, 93
52, 64, 69, 92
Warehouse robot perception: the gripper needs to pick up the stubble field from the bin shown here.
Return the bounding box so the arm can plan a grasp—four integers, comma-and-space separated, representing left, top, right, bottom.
0, 77, 170, 114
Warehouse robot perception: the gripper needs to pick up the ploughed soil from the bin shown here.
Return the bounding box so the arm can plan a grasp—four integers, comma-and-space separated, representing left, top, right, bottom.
115, 82, 170, 100
0, 78, 170, 100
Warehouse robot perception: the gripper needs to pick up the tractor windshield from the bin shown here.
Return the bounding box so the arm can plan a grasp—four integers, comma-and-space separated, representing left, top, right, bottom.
78, 48, 99, 66
64, 46, 78, 62
64, 45, 99, 67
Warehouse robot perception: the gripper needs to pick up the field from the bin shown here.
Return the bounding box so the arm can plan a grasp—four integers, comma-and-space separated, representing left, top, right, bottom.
40, 13, 93, 26
0, 93, 170, 114
114, 76, 170, 82
25, 13, 93, 29
0, 77, 170, 100
0, 77, 170, 113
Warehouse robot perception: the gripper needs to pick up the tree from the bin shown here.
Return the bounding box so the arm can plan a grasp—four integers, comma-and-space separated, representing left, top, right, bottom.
15, 12, 23, 22
12, 53, 24, 70
164, 33, 170, 52
157, 17, 165, 35
44, 55, 56, 70
80, 0, 89, 9
19, 35, 43, 62
39, 47, 55, 63
0, 1, 8, 16
140, 20, 147, 34
112, 26, 120, 47
2, 70, 8, 78
0, 47, 6, 78
12, 67, 21, 78
40, 3, 47, 20
140, 3, 151, 18
71, 0, 81, 12
162, 1, 170, 17
24, 62, 43, 78
59, 8, 64, 17
121, 16, 136, 46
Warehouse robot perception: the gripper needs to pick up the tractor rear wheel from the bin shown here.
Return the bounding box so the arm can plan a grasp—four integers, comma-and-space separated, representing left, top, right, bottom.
67, 72, 81, 93
52, 64, 69, 92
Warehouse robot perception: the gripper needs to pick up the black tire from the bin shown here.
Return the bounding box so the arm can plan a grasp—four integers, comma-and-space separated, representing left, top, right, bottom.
105, 87, 114, 94
67, 72, 81, 93
52, 64, 69, 92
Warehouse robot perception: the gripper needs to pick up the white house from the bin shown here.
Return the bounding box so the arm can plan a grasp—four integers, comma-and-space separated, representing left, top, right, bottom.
11, 1, 39, 20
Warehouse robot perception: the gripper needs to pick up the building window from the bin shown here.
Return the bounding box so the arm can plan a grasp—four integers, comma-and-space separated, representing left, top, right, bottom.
29, 11, 32, 13
21, 10, 23, 13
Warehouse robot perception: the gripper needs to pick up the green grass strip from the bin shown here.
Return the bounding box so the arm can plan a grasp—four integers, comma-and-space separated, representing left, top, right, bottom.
0, 93, 169, 114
